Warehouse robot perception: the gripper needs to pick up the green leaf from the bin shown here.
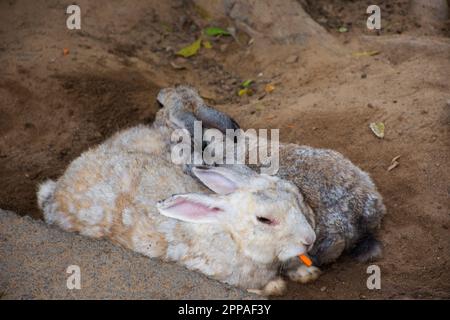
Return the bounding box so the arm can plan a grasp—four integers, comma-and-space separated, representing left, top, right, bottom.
204, 27, 230, 37
338, 26, 348, 33
241, 79, 253, 88
352, 50, 380, 57
238, 88, 253, 96
202, 40, 212, 49
238, 88, 248, 96
176, 39, 202, 58
369, 122, 385, 138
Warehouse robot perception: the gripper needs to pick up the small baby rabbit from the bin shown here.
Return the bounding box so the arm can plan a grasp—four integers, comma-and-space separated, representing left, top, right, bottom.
157, 86, 386, 273
37, 96, 317, 296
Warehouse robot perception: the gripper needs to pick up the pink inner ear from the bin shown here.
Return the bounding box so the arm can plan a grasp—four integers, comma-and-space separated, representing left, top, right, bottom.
166, 199, 222, 221
195, 171, 237, 194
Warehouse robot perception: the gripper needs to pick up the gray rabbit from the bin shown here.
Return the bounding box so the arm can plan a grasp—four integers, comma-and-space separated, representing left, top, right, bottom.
157, 86, 386, 273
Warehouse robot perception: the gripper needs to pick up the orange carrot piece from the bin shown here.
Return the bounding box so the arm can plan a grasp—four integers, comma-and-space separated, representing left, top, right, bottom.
299, 254, 312, 267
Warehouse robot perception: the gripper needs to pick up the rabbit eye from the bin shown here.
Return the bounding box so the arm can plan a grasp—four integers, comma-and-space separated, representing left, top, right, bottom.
257, 216, 273, 225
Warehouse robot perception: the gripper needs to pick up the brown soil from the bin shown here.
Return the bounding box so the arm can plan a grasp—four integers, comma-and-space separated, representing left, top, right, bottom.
0, 0, 449, 299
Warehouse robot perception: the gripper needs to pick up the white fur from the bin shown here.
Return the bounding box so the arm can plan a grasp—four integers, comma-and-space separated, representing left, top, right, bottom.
37, 180, 56, 213
121, 208, 134, 226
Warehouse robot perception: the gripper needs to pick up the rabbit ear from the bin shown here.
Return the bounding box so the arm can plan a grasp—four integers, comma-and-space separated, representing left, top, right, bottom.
169, 110, 198, 137
192, 166, 255, 194
157, 193, 226, 224
157, 86, 239, 134
195, 105, 240, 133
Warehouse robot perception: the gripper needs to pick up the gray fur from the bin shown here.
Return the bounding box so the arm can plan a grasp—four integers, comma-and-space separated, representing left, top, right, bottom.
277, 144, 385, 266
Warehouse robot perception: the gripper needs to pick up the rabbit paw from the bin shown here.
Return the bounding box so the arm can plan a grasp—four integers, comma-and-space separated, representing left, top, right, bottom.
287, 265, 321, 283
247, 278, 286, 296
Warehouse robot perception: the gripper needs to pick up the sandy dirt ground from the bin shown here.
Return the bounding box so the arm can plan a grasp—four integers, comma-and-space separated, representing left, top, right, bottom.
0, 0, 449, 299
0, 209, 256, 299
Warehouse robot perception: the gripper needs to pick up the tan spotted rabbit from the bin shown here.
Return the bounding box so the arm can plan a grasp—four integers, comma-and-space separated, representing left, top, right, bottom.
37, 94, 317, 296
157, 86, 386, 279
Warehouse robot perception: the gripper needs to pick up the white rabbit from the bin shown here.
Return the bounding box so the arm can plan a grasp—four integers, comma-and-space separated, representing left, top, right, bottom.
37, 99, 317, 296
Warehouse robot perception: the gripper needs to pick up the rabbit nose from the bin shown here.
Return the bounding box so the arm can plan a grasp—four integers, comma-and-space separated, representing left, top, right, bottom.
302, 235, 315, 247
